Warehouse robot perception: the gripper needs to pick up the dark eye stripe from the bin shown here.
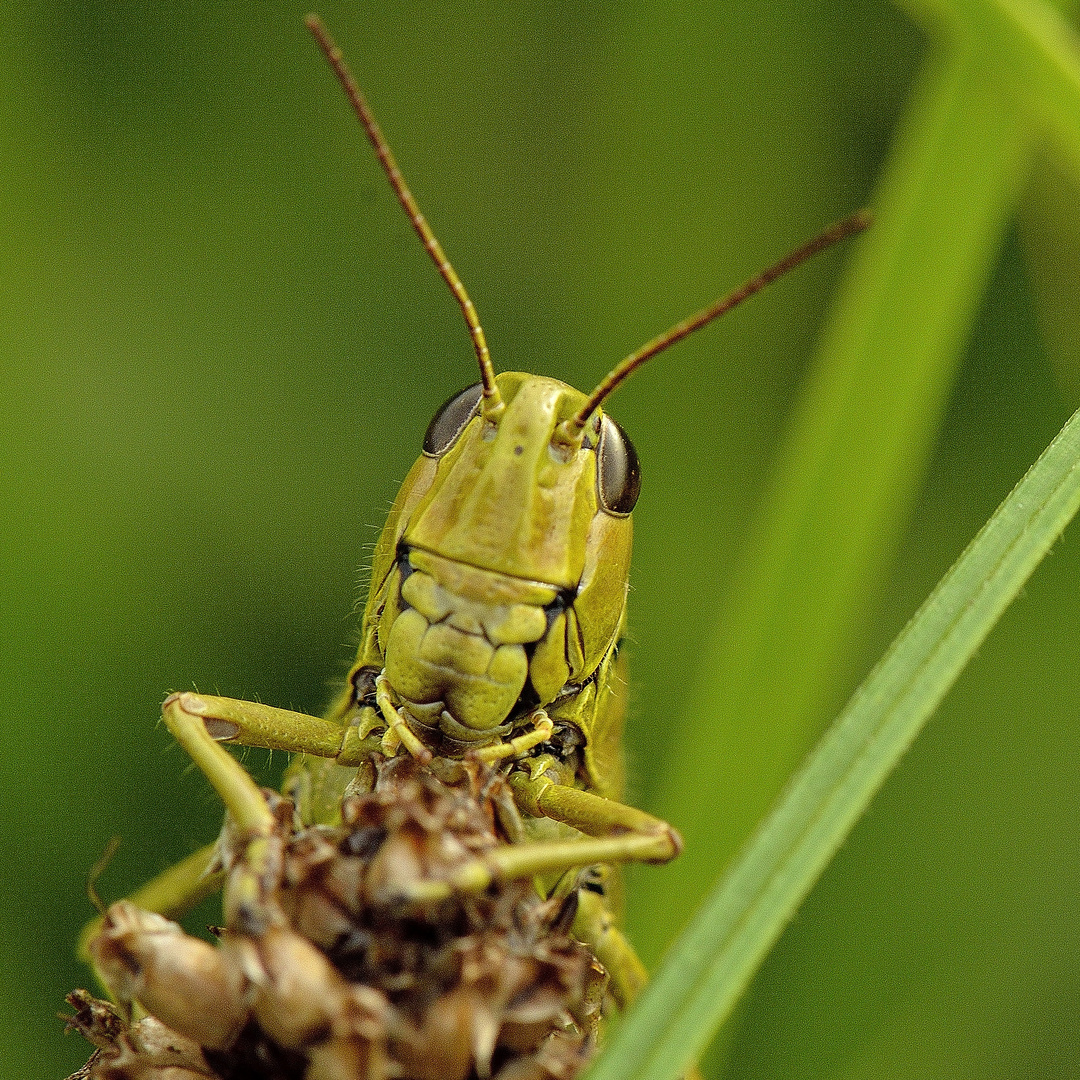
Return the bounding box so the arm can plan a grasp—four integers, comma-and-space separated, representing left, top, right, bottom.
423, 383, 483, 457
597, 414, 640, 516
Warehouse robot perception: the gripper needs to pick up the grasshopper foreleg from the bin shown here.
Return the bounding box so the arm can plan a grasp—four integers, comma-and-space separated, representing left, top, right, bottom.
164, 691, 376, 763
408, 772, 681, 900
509, 771, 682, 861
81, 695, 286, 989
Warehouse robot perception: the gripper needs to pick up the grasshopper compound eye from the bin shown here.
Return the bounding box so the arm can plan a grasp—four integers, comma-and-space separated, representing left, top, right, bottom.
423, 383, 483, 457
597, 415, 640, 516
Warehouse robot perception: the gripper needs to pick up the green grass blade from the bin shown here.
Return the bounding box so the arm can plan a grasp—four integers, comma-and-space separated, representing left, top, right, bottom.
590, 403, 1080, 1080
912, 0, 1080, 172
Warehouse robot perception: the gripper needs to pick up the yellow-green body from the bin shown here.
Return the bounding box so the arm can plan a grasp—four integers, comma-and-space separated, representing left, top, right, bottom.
287, 371, 633, 833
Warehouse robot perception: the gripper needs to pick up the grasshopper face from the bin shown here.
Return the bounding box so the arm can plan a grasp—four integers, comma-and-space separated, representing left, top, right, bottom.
410, 371, 634, 587
352, 371, 638, 750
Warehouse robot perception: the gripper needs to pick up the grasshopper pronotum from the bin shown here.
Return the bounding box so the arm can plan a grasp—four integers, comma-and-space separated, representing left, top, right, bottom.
77, 13, 867, 1059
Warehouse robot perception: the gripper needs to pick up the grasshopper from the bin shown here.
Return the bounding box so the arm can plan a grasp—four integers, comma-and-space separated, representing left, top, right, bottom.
81, 16, 867, 1015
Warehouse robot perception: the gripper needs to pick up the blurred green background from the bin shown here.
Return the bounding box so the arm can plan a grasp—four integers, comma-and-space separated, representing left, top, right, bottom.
3, 1, 1078, 1076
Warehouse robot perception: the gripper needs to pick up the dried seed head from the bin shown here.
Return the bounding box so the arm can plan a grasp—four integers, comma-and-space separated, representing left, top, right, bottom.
72, 757, 604, 1080
89, 902, 249, 1050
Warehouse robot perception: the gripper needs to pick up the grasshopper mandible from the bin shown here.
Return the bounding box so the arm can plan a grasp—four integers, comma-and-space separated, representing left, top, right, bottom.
81, 16, 868, 1012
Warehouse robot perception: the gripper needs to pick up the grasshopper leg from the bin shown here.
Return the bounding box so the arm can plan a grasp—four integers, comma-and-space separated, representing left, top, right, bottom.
510, 771, 681, 861
571, 884, 648, 1011
164, 692, 376, 764
79, 696, 303, 953
412, 772, 680, 899
161, 694, 284, 935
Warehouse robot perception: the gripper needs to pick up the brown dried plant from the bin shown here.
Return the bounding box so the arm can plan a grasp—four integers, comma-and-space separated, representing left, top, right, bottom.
66, 757, 605, 1080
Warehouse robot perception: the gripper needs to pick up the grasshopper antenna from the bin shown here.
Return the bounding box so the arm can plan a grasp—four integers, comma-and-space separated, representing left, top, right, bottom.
306, 14, 503, 420
564, 209, 872, 435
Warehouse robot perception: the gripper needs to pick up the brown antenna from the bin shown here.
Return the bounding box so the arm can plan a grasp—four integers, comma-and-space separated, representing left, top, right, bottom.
563, 209, 871, 436
306, 15, 503, 419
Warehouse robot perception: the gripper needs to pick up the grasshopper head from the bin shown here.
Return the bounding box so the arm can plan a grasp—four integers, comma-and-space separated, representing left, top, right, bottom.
405, 371, 639, 589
